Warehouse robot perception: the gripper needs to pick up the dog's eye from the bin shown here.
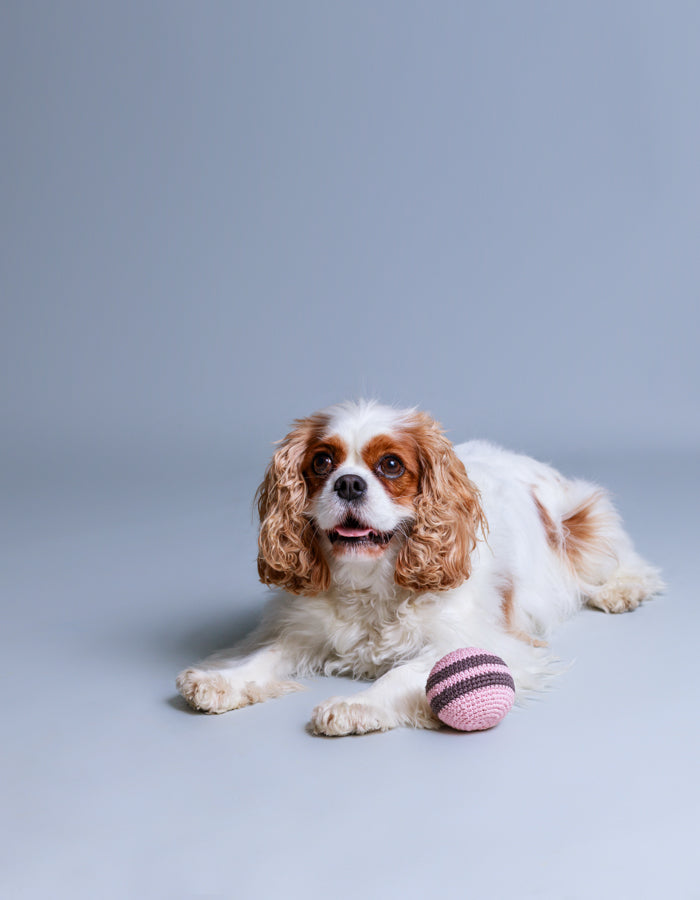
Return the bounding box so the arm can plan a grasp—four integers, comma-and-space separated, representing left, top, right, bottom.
312, 452, 334, 476
378, 455, 404, 479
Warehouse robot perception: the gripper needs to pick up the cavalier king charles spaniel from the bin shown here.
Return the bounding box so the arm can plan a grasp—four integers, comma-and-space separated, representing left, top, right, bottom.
177, 401, 662, 735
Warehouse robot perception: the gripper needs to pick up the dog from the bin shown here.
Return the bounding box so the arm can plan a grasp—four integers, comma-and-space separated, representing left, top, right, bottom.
176, 401, 663, 735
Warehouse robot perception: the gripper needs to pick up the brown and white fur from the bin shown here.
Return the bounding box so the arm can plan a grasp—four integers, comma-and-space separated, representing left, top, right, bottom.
177, 401, 663, 735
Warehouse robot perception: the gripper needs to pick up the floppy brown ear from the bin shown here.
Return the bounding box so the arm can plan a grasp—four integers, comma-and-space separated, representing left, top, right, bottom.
395, 412, 487, 593
256, 414, 331, 596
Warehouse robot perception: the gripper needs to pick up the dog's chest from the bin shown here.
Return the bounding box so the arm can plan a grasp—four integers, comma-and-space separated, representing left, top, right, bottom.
324, 590, 427, 678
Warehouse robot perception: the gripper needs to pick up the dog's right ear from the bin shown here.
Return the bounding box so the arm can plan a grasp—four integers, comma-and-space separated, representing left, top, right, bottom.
255, 414, 331, 596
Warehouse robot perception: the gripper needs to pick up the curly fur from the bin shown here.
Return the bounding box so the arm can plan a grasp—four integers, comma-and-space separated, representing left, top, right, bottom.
395, 412, 487, 592
256, 413, 331, 595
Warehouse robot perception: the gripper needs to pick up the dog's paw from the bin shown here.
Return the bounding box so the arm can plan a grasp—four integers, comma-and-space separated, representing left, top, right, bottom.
309, 697, 389, 736
176, 668, 246, 713
176, 668, 301, 714
587, 567, 664, 614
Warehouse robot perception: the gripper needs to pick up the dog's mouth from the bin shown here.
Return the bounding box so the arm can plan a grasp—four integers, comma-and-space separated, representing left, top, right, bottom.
327, 516, 395, 549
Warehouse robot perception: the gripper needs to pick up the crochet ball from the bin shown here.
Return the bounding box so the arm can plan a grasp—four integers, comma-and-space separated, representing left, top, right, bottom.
426, 648, 515, 731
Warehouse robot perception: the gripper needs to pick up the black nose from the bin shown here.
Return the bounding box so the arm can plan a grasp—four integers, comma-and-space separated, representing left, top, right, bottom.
333, 474, 368, 502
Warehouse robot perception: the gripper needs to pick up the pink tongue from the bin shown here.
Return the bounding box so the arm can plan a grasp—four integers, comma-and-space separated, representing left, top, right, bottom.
335, 526, 373, 538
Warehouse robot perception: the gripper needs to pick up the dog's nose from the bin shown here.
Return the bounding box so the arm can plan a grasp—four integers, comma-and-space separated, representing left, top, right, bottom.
333, 474, 368, 502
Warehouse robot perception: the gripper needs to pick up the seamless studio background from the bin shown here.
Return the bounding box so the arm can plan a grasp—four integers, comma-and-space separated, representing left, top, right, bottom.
2, 4, 699, 899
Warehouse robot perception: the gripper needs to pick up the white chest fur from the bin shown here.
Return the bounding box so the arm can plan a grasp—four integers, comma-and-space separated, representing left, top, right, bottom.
279, 586, 436, 680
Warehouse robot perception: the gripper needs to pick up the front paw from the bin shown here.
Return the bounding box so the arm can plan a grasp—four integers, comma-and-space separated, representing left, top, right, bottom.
176, 668, 246, 713
176, 668, 301, 714
309, 697, 389, 736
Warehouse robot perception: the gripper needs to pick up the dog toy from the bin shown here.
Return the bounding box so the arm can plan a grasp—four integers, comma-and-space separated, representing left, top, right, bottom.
426, 648, 515, 731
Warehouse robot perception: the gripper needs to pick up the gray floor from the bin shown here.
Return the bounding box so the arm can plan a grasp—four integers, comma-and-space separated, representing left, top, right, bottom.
2, 450, 698, 900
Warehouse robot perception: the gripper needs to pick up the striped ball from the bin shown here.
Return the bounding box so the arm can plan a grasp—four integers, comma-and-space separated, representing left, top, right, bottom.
426, 648, 515, 731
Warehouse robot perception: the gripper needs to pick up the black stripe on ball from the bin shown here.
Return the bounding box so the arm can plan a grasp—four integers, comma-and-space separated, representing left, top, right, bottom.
425, 654, 507, 693
430, 670, 516, 715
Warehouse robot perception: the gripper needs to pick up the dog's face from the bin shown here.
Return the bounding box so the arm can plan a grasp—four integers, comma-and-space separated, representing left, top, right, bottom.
256, 402, 486, 596
304, 406, 420, 561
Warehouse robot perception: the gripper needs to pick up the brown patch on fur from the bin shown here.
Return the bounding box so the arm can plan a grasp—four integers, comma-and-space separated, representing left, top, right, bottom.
562, 491, 610, 569
302, 434, 347, 499
532, 487, 616, 588
499, 577, 548, 648
514, 630, 548, 649
393, 411, 488, 593
500, 577, 516, 629
531, 491, 560, 550
361, 434, 421, 505
256, 413, 332, 595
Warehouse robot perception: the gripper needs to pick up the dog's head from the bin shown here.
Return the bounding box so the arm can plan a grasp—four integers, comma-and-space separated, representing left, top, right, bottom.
256, 401, 486, 595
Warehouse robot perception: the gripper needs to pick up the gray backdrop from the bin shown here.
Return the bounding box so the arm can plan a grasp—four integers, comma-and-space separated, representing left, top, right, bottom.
2, 4, 699, 900
3, 1, 698, 462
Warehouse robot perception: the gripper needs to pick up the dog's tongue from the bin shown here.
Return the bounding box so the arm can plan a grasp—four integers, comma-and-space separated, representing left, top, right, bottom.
335, 525, 373, 538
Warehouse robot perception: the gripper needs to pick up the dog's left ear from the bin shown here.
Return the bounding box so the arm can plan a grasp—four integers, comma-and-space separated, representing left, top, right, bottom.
395, 412, 487, 593
256, 414, 331, 596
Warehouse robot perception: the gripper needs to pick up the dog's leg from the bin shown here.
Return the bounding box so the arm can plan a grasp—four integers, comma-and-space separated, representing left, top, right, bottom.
586, 560, 665, 613
176, 643, 303, 714
560, 485, 665, 613
309, 657, 440, 736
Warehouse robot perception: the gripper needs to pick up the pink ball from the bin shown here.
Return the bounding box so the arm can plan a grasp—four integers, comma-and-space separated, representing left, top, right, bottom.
426, 648, 515, 731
